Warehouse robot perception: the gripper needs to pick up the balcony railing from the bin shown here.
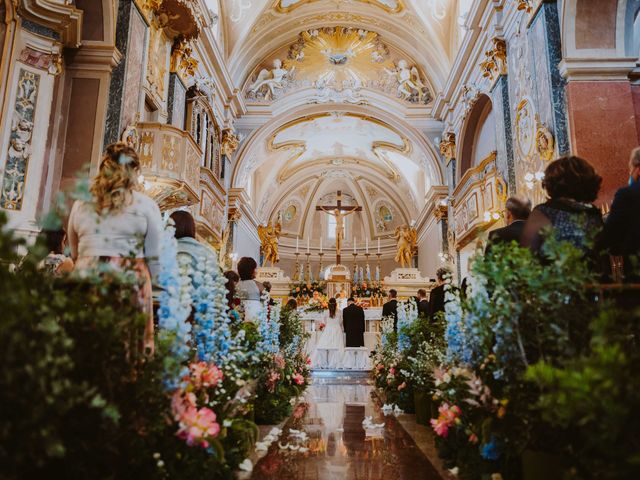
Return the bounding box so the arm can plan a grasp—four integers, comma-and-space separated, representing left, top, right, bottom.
136, 122, 201, 210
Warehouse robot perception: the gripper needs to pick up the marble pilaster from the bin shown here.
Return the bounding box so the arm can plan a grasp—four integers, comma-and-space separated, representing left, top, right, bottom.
167, 72, 186, 129
491, 75, 516, 194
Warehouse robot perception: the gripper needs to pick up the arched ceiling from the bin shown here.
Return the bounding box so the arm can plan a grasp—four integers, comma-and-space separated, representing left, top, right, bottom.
221, 0, 460, 249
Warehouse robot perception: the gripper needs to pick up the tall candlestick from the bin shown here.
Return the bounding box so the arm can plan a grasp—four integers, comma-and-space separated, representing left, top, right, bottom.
377, 238, 380, 254
306, 237, 310, 253
320, 237, 323, 253
296, 236, 299, 253
366, 238, 369, 254
353, 237, 357, 253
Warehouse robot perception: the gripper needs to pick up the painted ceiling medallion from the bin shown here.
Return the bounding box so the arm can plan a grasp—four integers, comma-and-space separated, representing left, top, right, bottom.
276, 0, 404, 14
245, 26, 432, 104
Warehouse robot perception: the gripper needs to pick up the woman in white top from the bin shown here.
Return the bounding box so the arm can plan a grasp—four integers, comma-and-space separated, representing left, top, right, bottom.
67, 142, 163, 355
311, 297, 345, 369
235, 257, 264, 323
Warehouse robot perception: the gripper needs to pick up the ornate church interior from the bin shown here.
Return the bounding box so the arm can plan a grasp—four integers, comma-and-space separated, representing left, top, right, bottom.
1, 1, 640, 479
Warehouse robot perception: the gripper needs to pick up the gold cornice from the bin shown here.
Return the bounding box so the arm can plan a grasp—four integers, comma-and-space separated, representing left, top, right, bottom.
273, 0, 404, 14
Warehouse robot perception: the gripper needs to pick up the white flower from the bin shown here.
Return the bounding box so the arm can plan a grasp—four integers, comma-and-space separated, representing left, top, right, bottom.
255, 442, 269, 452
238, 459, 253, 472
223, 419, 233, 427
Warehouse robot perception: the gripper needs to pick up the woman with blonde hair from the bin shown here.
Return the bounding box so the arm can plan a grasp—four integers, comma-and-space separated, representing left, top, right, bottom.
67, 142, 163, 354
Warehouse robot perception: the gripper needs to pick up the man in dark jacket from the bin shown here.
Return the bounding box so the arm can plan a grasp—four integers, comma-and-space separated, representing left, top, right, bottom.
428, 267, 451, 320
417, 289, 429, 317
343, 298, 366, 347
485, 196, 532, 253
382, 289, 398, 331
597, 148, 640, 281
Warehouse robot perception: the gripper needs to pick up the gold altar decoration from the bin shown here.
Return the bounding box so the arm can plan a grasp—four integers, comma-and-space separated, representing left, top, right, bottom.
258, 220, 282, 266
439, 132, 456, 164
516, 0, 534, 13
275, 0, 405, 14
393, 224, 417, 268
480, 38, 507, 81
535, 114, 555, 162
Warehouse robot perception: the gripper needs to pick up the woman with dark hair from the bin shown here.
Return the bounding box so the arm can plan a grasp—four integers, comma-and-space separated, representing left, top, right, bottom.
224, 270, 240, 310
39, 228, 74, 276
311, 297, 345, 369
235, 256, 264, 322
284, 298, 298, 311
68, 142, 162, 354
521, 156, 604, 254
170, 210, 216, 269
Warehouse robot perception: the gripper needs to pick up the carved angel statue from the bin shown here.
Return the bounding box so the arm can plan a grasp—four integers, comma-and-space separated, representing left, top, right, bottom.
248, 59, 292, 101
258, 219, 282, 267
393, 224, 418, 268
385, 60, 428, 103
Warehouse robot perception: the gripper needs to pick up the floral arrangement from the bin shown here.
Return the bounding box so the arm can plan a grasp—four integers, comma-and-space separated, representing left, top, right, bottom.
305, 291, 329, 312
352, 281, 385, 298
289, 281, 325, 299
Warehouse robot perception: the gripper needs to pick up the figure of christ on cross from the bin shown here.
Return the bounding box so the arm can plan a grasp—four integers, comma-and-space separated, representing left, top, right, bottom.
316, 191, 362, 265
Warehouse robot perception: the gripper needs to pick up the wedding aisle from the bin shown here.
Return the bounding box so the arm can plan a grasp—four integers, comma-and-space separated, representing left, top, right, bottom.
250, 375, 444, 480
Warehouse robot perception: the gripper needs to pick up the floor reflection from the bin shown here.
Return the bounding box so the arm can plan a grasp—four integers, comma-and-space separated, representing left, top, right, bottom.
251, 377, 442, 480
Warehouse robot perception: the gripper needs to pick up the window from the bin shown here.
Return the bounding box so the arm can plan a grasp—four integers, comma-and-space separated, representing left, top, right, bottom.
327, 214, 336, 239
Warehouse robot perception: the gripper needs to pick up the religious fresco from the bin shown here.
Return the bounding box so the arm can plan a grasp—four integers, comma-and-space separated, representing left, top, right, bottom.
245, 26, 432, 104
1, 69, 39, 211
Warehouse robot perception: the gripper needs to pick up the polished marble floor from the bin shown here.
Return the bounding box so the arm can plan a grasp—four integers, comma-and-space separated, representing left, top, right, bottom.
251, 375, 442, 480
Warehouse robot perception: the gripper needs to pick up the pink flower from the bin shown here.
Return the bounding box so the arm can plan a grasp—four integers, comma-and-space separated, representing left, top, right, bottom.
274, 355, 286, 369
176, 406, 220, 448
398, 382, 407, 391
292, 373, 305, 385
306, 356, 312, 365
189, 362, 224, 389
389, 367, 396, 375
468, 433, 479, 444
430, 417, 450, 437
375, 364, 384, 371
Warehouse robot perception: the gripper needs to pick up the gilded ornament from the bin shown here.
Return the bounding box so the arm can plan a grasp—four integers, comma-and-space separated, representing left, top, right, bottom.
535, 115, 555, 162
516, 0, 534, 13
258, 219, 282, 266
480, 38, 507, 81
392, 224, 418, 268
439, 132, 456, 164
221, 129, 239, 157
170, 39, 198, 78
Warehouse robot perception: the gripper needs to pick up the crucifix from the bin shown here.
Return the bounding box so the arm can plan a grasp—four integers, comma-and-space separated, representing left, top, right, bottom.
316, 191, 362, 265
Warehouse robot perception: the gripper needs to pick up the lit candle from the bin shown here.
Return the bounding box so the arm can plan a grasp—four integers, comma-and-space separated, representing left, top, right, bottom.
366, 238, 369, 254
320, 237, 323, 253
307, 237, 310, 253
377, 238, 380, 254
296, 236, 299, 253
353, 237, 357, 253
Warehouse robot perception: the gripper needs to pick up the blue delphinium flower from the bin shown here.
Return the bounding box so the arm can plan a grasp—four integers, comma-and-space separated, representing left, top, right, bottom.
480, 435, 501, 460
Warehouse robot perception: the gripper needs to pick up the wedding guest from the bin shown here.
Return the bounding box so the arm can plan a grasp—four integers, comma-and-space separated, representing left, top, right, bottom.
284, 298, 298, 311
521, 156, 604, 255
236, 257, 264, 322
382, 289, 398, 331
67, 142, 162, 354
343, 297, 365, 347
429, 267, 451, 320
262, 281, 276, 306
485, 196, 531, 253
416, 288, 429, 317
170, 210, 217, 268
224, 270, 240, 310
597, 147, 640, 281
39, 228, 74, 276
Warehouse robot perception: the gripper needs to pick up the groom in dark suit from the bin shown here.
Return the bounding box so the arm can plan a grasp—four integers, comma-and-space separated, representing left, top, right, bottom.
343, 298, 365, 347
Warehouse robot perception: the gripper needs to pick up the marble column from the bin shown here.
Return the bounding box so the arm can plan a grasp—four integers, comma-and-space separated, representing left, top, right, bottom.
491, 75, 516, 193
531, 2, 570, 156
167, 73, 187, 129
103, 0, 148, 146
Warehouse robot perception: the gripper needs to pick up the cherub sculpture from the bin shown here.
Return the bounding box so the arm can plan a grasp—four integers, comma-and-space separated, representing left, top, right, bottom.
248, 59, 292, 100
385, 60, 428, 103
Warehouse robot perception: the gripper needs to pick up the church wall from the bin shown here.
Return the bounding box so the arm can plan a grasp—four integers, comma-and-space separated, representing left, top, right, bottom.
235, 217, 261, 263
417, 218, 441, 281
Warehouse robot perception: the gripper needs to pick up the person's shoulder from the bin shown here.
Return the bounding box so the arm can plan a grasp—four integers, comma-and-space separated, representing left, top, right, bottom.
614, 182, 640, 201
133, 191, 161, 212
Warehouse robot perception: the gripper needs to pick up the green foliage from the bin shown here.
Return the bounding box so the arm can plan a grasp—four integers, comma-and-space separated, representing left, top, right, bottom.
526, 307, 640, 479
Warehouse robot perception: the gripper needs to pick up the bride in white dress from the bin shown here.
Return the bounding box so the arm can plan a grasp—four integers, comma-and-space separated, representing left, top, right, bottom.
311, 298, 345, 369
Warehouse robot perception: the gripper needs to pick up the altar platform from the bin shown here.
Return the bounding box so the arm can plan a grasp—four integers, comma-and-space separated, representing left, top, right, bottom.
300, 307, 382, 371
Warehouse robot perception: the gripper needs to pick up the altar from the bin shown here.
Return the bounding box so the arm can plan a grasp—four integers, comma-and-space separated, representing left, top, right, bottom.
300, 307, 382, 371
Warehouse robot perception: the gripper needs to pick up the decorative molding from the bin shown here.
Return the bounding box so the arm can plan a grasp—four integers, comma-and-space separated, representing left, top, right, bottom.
535, 114, 555, 162
274, 0, 404, 14
17, 0, 82, 47
1, 69, 40, 211
18, 46, 62, 75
